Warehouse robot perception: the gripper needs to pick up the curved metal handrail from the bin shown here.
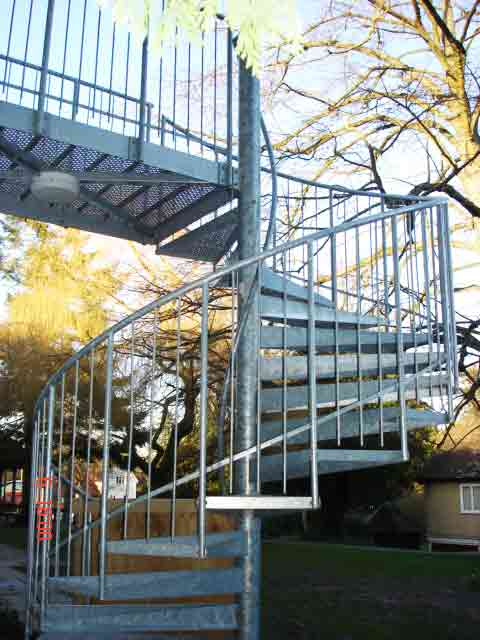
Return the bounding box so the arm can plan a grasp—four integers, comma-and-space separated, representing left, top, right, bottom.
33, 197, 446, 414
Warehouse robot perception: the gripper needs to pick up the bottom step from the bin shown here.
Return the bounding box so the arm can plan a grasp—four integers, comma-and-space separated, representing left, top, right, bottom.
206, 495, 314, 511
44, 603, 238, 633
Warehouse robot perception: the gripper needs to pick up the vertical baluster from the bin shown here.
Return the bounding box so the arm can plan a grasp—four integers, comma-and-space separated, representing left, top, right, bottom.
429, 208, 443, 400
171, 302, 181, 538
147, 311, 157, 542
2, 0, 16, 95
173, 25, 178, 149
33, 403, 46, 609
59, 0, 72, 117
77, 0, 88, 122
157, 0, 165, 136
198, 283, 209, 557
381, 197, 389, 330
374, 220, 384, 447
282, 252, 288, 494
34, 0, 56, 134
91, 6, 102, 124
20, 0, 34, 103
86, 512, 93, 576
444, 204, 458, 389
392, 217, 408, 460
213, 20, 218, 154
107, 24, 116, 126
186, 40, 191, 152
99, 333, 114, 600
227, 29, 233, 184
83, 350, 95, 574
355, 227, 364, 446
25, 410, 40, 639
40, 385, 55, 625
137, 36, 149, 159
436, 206, 454, 419
308, 242, 319, 508
421, 209, 434, 400
200, 31, 205, 154
256, 266, 263, 494
123, 327, 135, 540
229, 271, 237, 495
54, 374, 65, 576
66, 361, 79, 577
123, 33, 131, 135
330, 193, 340, 446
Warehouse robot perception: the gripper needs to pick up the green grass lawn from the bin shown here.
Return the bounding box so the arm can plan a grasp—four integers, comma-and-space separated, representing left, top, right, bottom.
262, 541, 480, 640
1, 529, 478, 639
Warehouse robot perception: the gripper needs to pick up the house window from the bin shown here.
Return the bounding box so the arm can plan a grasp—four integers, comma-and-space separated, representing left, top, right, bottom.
460, 484, 480, 513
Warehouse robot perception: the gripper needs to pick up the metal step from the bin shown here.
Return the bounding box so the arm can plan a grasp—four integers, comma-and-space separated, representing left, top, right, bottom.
107, 530, 245, 558
44, 603, 238, 633
48, 567, 242, 601
260, 268, 334, 307
261, 407, 447, 446
156, 208, 239, 262
39, 634, 218, 640
261, 295, 384, 328
260, 352, 436, 382
260, 325, 429, 353
206, 495, 313, 511
154, 188, 235, 243
260, 374, 449, 413
254, 449, 405, 484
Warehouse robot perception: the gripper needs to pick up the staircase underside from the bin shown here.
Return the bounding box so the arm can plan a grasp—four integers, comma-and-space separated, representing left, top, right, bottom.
0, 103, 235, 246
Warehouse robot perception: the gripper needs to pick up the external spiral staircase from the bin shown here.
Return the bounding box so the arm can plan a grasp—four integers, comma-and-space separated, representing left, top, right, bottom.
0, 2, 457, 639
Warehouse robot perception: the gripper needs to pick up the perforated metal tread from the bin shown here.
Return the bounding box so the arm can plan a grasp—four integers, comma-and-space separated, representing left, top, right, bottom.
156, 207, 239, 262
0, 104, 234, 245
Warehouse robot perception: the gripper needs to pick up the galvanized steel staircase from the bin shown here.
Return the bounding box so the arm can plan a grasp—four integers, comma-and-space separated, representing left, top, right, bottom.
11, 4, 456, 638
28, 212, 455, 637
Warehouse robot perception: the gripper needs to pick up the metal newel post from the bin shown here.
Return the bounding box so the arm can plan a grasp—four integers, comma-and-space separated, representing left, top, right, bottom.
236, 58, 261, 640
34, 0, 56, 135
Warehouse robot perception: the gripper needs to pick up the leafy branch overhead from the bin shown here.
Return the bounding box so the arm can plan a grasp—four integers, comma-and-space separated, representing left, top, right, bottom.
97, 0, 302, 75
271, 1, 480, 217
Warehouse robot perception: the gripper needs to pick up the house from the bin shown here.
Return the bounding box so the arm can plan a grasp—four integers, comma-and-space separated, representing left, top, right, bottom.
419, 449, 480, 551
95, 467, 138, 500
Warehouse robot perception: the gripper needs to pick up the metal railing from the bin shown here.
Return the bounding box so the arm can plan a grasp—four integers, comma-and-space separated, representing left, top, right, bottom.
0, 0, 235, 169
25, 195, 455, 635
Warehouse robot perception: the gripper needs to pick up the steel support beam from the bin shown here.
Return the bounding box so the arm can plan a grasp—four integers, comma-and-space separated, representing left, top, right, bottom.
235, 60, 261, 640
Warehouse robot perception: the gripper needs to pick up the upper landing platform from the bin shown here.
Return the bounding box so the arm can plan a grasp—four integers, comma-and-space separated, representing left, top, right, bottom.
0, 1, 238, 257
0, 102, 235, 246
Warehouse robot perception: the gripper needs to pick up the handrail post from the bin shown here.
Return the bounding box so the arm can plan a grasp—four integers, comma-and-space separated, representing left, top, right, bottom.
226, 28, 234, 185
99, 333, 114, 600
443, 204, 458, 390
436, 206, 454, 419
307, 241, 319, 507
34, 0, 56, 134
391, 216, 408, 461
40, 385, 55, 625
198, 283, 209, 558
136, 37, 149, 161
24, 411, 41, 640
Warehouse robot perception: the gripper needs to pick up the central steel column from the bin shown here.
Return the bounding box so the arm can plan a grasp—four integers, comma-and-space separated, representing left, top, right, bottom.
235, 59, 261, 639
